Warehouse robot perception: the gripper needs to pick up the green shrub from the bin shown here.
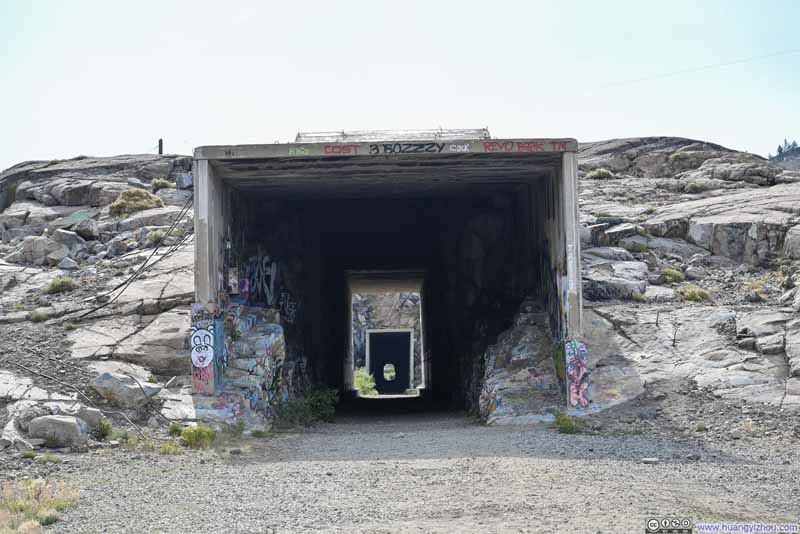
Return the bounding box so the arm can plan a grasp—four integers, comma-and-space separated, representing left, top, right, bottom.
109, 189, 163, 216
631, 292, 646, 303
146, 230, 165, 248
554, 412, 584, 434
383, 364, 396, 381
685, 182, 705, 193
304, 387, 338, 423
151, 178, 176, 193
679, 285, 711, 302
251, 429, 270, 439
661, 268, 685, 284
14, 303, 25, 311
167, 423, 183, 437
20, 451, 36, 460
644, 206, 657, 215
354, 367, 377, 397
275, 387, 338, 428
63, 321, 78, 331
29, 311, 49, 323
181, 426, 216, 449
695, 423, 707, 432
159, 441, 183, 456
110, 429, 129, 443
37, 454, 62, 464
146, 375, 159, 384
669, 151, 690, 162
622, 241, 649, 253
585, 168, 614, 180
44, 277, 78, 294
94, 419, 112, 441
593, 211, 613, 218
42, 435, 62, 449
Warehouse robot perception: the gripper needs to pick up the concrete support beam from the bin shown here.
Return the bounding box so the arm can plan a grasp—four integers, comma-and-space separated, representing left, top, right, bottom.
193, 160, 226, 307
194, 159, 213, 305
561, 152, 583, 337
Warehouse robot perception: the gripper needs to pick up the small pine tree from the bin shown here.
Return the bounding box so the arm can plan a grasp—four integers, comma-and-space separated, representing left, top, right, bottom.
792, 140, 798, 150
778, 145, 784, 156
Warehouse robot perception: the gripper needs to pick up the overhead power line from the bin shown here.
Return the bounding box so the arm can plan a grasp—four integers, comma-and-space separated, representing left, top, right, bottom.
594, 48, 800, 90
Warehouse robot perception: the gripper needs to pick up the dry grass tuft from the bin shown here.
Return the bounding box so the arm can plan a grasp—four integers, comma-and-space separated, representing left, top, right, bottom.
0, 480, 79, 532
109, 189, 163, 216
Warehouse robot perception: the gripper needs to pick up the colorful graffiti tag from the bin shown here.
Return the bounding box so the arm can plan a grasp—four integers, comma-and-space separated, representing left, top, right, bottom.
191, 304, 216, 395
243, 254, 279, 306
565, 339, 589, 408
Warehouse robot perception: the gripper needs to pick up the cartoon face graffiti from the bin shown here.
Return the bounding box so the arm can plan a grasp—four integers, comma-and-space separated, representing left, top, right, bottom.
191, 326, 214, 368
565, 339, 589, 408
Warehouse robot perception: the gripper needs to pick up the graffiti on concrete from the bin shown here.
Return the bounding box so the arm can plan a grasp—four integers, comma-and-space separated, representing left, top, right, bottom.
191, 303, 215, 395
279, 289, 298, 324
244, 254, 279, 306
565, 339, 589, 408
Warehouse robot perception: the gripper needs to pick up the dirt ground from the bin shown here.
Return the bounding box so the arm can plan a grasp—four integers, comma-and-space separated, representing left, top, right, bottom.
45, 409, 799, 534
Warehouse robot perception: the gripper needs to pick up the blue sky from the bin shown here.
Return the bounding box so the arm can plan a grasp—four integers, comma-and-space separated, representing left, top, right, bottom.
1, 0, 798, 171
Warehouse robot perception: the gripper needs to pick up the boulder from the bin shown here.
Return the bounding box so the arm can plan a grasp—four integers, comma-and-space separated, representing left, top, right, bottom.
47, 178, 93, 206
783, 225, 800, 259
28, 415, 89, 446
21, 236, 52, 265
46, 207, 99, 234
89, 181, 133, 206
52, 229, 86, 249
479, 302, 561, 424
92, 372, 162, 408
0, 205, 29, 228
74, 217, 99, 240
58, 257, 78, 270
156, 187, 193, 207
582, 247, 634, 262
175, 172, 193, 190
583, 261, 648, 300
785, 320, 800, 377
46, 244, 70, 266
0, 419, 32, 451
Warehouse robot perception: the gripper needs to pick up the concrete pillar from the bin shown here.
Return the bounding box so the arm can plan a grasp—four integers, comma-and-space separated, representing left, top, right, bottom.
192, 158, 226, 395
561, 151, 582, 337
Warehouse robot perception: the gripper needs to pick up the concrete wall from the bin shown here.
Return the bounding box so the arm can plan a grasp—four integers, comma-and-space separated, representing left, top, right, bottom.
192, 144, 583, 416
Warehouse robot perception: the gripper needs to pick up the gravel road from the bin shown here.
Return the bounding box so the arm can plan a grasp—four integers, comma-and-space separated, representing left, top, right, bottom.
50, 411, 799, 534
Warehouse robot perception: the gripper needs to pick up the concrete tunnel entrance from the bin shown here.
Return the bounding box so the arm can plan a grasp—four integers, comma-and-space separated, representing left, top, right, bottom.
190, 131, 582, 424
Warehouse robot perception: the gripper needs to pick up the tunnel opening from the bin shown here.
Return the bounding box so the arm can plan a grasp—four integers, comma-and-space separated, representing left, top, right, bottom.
192, 136, 582, 425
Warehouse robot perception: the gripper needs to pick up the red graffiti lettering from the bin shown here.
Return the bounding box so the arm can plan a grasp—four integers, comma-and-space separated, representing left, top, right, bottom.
483, 141, 514, 153
517, 142, 545, 152
323, 144, 360, 156
550, 141, 567, 151
192, 366, 215, 395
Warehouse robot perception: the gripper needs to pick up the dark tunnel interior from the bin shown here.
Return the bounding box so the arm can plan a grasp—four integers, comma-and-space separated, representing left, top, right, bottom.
226, 176, 556, 412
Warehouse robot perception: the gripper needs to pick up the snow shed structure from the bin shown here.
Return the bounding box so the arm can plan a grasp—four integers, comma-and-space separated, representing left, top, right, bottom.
191, 130, 582, 423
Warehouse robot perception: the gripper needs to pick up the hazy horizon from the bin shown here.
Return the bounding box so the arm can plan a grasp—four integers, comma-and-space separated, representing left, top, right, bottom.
2, 0, 798, 171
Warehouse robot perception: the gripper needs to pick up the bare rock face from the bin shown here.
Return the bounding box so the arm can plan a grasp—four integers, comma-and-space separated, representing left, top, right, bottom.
579, 137, 733, 178
479, 301, 561, 424
0, 154, 192, 212
642, 183, 800, 265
